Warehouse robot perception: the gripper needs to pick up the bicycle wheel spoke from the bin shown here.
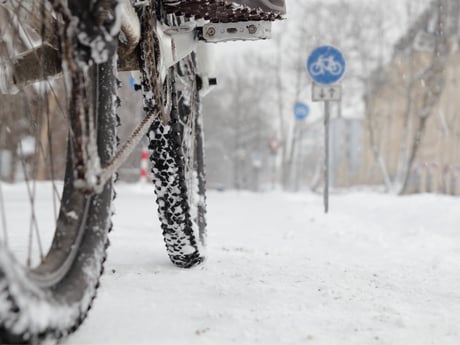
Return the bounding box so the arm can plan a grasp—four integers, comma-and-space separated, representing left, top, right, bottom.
17, 138, 45, 267
0, 183, 8, 246
1, 4, 66, 264
26, 208, 34, 268
43, 86, 61, 221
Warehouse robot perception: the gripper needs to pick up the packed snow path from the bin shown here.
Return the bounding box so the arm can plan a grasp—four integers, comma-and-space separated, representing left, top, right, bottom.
66, 186, 459, 345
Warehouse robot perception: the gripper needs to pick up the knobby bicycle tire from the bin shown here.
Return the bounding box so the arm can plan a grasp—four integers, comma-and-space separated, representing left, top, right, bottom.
0, 1, 118, 343
148, 53, 207, 268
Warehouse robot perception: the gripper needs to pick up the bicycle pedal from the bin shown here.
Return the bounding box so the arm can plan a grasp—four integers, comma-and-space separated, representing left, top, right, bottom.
162, 0, 284, 25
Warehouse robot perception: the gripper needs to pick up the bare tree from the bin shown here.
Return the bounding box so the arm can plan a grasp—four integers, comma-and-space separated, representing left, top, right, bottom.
399, 0, 451, 193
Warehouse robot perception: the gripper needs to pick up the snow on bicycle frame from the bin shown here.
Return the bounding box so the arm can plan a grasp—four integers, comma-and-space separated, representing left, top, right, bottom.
0, 0, 286, 193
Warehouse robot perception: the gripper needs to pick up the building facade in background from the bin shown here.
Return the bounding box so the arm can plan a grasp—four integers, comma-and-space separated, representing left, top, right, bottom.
361, 0, 460, 195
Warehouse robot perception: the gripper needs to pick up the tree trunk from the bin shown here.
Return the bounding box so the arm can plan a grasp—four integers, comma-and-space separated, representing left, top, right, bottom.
399, 0, 449, 194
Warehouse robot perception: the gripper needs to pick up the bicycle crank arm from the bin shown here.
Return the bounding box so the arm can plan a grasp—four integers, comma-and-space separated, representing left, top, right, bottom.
118, 20, 197, 76
118, 0, 141, 64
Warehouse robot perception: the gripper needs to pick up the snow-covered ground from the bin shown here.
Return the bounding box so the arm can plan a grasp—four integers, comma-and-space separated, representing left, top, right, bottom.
61, 185, 460, 345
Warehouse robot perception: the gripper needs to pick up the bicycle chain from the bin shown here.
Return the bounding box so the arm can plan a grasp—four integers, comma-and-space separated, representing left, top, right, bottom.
100, 2, 169, 177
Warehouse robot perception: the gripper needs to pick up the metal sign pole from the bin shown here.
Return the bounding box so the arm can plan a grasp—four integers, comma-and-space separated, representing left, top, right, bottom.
307, 45, 346, 214
324, 100, 330, 214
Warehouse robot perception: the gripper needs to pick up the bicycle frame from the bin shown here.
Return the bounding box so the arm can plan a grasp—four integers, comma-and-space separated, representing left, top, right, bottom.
0, 0, 276, 193
0, 0, 200, 191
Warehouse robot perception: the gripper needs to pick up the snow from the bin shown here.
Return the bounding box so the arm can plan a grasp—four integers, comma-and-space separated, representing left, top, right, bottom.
61, 184, 460, 345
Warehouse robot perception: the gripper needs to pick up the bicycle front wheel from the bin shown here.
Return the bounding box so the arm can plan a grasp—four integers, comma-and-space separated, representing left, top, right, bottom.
148, 53, 207, 268
0, 1, 118, 343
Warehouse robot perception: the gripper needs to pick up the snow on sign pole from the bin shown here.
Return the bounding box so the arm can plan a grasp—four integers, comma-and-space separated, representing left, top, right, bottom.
307, 45, 346, 214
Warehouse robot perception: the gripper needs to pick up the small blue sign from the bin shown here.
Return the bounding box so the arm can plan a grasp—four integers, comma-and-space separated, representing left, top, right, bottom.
307, 46, 346, 85
294, 102, 309, 120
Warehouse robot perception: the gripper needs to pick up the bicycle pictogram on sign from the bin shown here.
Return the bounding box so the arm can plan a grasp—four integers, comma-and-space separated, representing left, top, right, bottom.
309, 55, 343, 76
307, 46, 346, 85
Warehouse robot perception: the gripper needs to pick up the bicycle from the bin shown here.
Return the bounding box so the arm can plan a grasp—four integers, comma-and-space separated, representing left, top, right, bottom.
0, 0, 285, 343
309, 54, 343, 76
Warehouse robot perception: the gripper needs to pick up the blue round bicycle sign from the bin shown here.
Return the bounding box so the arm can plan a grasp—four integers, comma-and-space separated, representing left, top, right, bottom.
294, 102, 309, 120
307, 45, 346, 85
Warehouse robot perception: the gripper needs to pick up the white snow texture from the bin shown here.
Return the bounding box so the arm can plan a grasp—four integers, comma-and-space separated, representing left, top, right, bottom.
62, 185, 460, 345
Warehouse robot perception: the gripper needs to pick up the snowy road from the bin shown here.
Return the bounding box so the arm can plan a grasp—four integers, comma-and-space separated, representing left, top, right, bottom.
66, 186, 460, 345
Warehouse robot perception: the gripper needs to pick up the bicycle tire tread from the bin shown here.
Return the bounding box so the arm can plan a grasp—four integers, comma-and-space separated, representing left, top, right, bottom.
148, 118, 205, 268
